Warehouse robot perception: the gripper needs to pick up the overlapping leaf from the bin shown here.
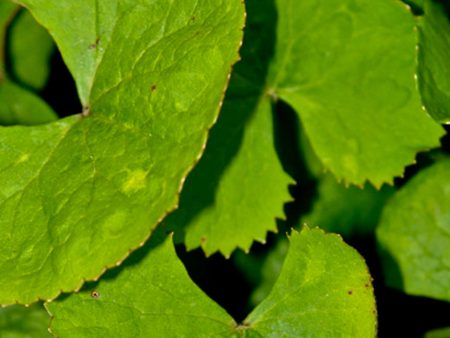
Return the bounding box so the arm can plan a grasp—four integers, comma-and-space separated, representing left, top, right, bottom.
269, 0, 443, 186
377, 159, 450, 302
167, 0, 293, 257
0, 0, 245, 305
418, 0, 450, 123
48, 228, 376, 337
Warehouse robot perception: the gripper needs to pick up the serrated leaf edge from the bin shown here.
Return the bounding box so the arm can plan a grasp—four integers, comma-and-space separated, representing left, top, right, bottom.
0, 3, 246, 308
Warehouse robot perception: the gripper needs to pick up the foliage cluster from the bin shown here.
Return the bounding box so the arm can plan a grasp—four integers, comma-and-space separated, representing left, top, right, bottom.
0, 0, 449, 336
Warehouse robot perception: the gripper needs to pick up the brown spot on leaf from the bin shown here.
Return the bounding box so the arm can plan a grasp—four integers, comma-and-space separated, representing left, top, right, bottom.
150, 84, 157, 92
191, 16, 196, 21
89, 37, 100, 50
347, 290, 353, 295
200, 236, 207, 244
91, 291, 100, 299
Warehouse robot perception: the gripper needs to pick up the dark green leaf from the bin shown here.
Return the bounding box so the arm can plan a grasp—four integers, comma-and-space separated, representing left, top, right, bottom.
303, 174, 395, 238
418, 0, 450, 123
0, 80, 57, 125
377, 159, 450, 302
9, 10, 54, 90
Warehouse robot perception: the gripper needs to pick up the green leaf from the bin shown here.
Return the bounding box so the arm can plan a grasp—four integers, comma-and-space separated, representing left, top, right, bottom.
303, 174, 395, 238
168, 98, 292, 257
0, 80, 57, 125
249, 239, 288, 306
9, 9, 54, 90
298, 123, 324, 178
244, 228, 376, 337
418, 0, 450, 123
269, 0, 443, 186
425, 327, 450, 338
166, 0, 293, 257
377, 159, 450, 302
47, 233, 237, 338
0, 0, 245, 305
0, 303, 50, 338
0, 4, 57, 126
47, 228, 376, 337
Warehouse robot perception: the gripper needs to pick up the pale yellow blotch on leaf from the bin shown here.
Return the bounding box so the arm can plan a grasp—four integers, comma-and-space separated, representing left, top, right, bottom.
16, 153, 30, 164
122, 169, 148, 193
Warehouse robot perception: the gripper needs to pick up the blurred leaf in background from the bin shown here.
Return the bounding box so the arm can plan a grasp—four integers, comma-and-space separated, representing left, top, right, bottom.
9, 10, 54, 91
0, 304, 50, 338
0, 6, 56, 126
377, 158, 450, 302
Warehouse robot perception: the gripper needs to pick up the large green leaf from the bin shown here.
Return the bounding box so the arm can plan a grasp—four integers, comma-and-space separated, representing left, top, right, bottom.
245, 228, 376, 337
418, 0, 450, 123
0, 0, 245, 305
166, 0, 293, 257
9, 9, 54, 90
47, 228, 376, 337
303, 174, 395, 238
269, 0, 443, 186
0, 304, 50, 338
377, 159, 450, 302
47, 233, 237, 338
